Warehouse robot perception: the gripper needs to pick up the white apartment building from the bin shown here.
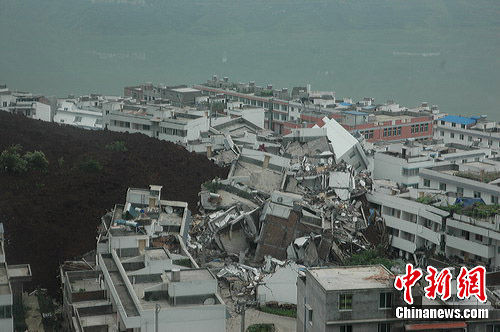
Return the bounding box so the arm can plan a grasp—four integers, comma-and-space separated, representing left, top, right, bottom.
435, 115, 500, 151
0, 89, 53, 122
373, 142, 491, 187
369, 159, 500, 270
54, 100, 104, 130
105, 106, 210, 144
0, 224, 32, 332
419, 161, 500, 205
62, 186, 225, 332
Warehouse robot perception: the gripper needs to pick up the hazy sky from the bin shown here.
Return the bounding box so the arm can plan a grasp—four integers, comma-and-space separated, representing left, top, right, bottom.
0, 0, 498, 118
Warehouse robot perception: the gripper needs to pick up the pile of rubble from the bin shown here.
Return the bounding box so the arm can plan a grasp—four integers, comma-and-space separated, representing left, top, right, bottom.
186, 136, 389, 303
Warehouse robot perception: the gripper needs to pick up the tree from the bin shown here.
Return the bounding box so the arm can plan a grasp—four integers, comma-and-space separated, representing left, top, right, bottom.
0, 145, 28, 174
24, 151, 49, 172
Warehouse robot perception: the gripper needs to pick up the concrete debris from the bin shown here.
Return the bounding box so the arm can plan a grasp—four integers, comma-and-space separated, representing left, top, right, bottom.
187, 132, 387, 307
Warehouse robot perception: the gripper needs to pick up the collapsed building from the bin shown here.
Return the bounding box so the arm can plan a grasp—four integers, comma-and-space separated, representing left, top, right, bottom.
189, 125, 388, 306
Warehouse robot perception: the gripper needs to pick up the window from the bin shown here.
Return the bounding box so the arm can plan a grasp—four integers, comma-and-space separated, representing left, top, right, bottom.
450, 133, 455, 138
340, 325, 353, 332
461, 124, 466, 129
492, 196, 499, 204
339, 294, 353, 310
487, 324, 500, 332
462, 159, 467, 164
74, 116, 82, 123
379, 292, 392, 309
440, 131, 444, 137
0, 305, 12, 318
441, 120, 445, 125
379, 323, 391, 332
476, 234, 483, 242
424, 179, 430, 187
468, 136, 473, 142
439, 183, 446, 191
457, 187, 464, 197
452, 123, 456, 127
383, 128, 388, 137
424, 123, 429, 132
397, 127, 401, 135
489, 140, 493, 146
307, 307, 313, 325
460, 134, 464, 140
474, 191, 481, 198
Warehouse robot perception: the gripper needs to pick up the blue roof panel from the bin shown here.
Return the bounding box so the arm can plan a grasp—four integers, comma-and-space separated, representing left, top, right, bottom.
440, 115, 476, 125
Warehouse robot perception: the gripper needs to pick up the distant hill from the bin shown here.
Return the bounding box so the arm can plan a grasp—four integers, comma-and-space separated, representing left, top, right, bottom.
0, 113, 228, 294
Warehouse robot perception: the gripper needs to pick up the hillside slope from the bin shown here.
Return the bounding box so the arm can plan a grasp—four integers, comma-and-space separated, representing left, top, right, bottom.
0, 112, 228, 294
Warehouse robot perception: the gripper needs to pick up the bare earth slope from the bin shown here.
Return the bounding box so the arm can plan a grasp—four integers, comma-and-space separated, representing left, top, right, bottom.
0, 112, 228, 294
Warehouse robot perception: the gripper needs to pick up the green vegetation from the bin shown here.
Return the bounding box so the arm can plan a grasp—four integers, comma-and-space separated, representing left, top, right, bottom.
24, 150, 49, 171
455, 171, 500, 184
78, 157, 103, 173
0, 145, 49, 174
440, 203, 499, 219
57, 157, 65, 167
258, 304, 297, 318
247, 323, 275, 332
256, 90, 273, 97
346, 247, 396, 270
416, 195, 435, 205
105, 140, 128, 152
0, 145, 28, 174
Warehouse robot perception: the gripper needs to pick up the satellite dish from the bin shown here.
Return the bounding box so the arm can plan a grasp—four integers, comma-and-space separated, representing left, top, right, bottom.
203, 297, 216, 305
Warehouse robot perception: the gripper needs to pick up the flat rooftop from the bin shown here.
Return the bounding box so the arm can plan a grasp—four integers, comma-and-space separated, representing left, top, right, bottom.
308, 265, 394, 291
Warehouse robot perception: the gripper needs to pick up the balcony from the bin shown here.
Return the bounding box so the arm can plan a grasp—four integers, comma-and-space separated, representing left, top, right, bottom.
391, 236, 417, 254
445, 234, 494, 258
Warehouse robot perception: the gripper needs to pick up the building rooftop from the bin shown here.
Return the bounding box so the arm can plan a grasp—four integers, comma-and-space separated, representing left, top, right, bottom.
440, 115, 476, 125
308, 265, 394, 291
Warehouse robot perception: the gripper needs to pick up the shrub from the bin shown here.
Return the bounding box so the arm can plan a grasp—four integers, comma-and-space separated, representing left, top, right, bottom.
105, 140, 128, 152
79, 158, 103, 173
24, 151, 49, 171
247, 324, 275, 332
346, 248, 396, 270
58, 157, 65, 167
0, 145, 28, 174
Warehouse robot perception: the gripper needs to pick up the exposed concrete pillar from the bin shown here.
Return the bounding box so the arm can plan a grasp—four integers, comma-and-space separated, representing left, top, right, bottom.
263, 155, 270, 169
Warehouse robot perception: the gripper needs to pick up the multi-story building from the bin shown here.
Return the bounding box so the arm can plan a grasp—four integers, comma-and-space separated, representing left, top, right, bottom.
368, 170, 500, 269
105, 105, 210, 144
373, 142, 491, 188
0, 224, 32, 332
195, 78, 438, 143
0, 86, 53, 122
124, 83, 202, 106
297, 265, 400, 332
61, 185, 226, 332
434, 115, 500, 152
419, 161, 500, 204
54, 100, 104, 130
342, 111, 434, 143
